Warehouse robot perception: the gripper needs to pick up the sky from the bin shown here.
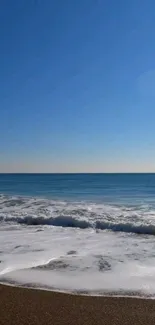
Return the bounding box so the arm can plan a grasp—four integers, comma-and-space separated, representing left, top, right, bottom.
1, 0, 155, 173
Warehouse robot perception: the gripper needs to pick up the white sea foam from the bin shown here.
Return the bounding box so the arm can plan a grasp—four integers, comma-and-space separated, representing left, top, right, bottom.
1, 194, 155, 296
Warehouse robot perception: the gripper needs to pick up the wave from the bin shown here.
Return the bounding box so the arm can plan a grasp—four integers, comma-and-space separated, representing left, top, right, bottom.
1, 215, 155, 236
0, 216, 91, 229
1, 193, 155, 236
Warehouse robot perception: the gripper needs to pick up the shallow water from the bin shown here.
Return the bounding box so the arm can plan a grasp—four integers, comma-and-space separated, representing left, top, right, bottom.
1, 173, 155, 297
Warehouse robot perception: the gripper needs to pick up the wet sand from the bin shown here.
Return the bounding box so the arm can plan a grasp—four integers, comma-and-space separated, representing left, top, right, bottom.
0, 284, 155, 324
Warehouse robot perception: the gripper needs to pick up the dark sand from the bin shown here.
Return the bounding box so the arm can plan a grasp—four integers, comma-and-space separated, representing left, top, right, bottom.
0, 284, 155, 324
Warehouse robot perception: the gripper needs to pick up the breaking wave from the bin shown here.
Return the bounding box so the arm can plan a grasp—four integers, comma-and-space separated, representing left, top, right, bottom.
1, 215, 155, 236
1, 193, 155, 236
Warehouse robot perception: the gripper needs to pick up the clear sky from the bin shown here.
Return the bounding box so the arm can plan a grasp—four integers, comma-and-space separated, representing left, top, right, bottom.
1, 0, 155, 173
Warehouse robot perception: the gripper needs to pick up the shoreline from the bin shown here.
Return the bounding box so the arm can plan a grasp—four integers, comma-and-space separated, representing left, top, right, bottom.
1, 280, 155, 300
1, 284, 155, 325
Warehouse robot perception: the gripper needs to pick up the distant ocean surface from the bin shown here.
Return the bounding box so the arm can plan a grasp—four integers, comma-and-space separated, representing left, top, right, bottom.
1, 173, 155, 297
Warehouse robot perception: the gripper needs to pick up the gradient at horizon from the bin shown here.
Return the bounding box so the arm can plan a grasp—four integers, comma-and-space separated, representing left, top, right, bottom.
1, 0, 155, 172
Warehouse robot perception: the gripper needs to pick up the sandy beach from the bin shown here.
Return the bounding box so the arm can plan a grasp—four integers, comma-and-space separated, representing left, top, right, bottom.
0, 284, 155, 325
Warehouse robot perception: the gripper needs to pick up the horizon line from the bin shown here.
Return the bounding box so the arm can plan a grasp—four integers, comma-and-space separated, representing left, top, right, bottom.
0, 172, 155, 175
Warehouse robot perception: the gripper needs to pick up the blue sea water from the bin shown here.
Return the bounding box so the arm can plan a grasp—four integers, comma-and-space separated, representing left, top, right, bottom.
1, 173, 155, 205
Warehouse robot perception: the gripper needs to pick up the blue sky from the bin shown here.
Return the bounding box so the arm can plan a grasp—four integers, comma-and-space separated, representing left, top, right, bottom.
1, 0, 155, 172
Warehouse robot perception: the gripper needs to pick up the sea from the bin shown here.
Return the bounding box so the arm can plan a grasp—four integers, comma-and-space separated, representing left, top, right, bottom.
1, 173, 155, 297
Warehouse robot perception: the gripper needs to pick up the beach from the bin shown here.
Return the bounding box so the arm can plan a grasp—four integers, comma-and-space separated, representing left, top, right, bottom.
1, 174, 155, 324
0, 284, 155, 325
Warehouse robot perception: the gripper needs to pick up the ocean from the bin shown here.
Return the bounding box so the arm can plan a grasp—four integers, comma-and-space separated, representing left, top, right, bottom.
1, 173, 155, 297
